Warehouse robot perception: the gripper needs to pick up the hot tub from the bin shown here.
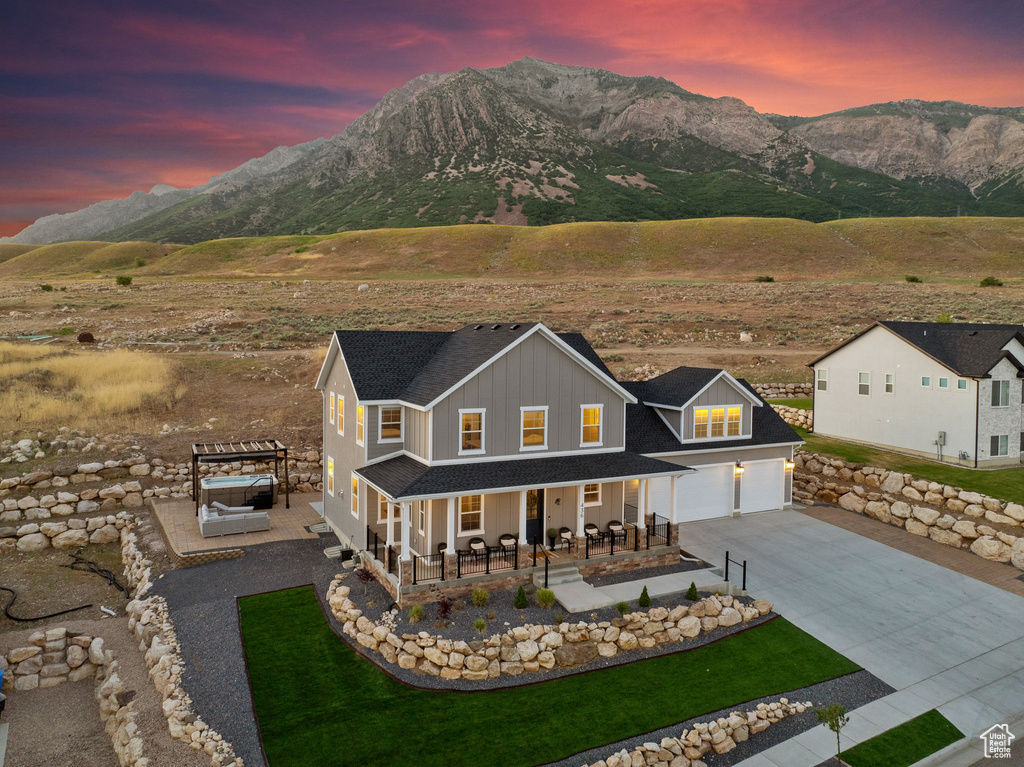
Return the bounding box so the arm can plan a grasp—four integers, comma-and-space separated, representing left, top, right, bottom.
200, 473, 279, 509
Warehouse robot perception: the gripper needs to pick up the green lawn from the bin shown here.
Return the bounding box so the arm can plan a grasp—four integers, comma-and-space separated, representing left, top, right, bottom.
796, 427, 1024, 504
239, 586, 862, 767
843, 709, 963, 767
767, 397, 813, 410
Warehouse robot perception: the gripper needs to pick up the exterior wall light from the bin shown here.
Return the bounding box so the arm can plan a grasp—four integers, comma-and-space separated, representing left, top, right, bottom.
734, 462, 745, 475
785, 460, 795, 470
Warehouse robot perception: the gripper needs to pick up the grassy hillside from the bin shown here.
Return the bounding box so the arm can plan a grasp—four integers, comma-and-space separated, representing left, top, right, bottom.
0, 243, 39, 264
3, 217, 1022, 281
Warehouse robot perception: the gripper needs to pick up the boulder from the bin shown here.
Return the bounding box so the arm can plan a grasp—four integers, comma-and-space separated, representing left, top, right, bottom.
89, 525, 120, 544
864, 501, 891, 523
555, 640, 599, 666
1004, 503, 1024, 523
752, 599, 773, 615
717, 608, 742, 627
952, 520, 979, 539
16, 533, 49, 551
838, 493, 866, 513
1011, 538, 1024, 571
901, 486, 924, 501
51, 529, 89, 549
912, 506, 940, 526
971, 536, 1012, 562
76, 500, 100, 514
615, 632, 639, 652
986, 510, 1019, 527
880, 472, 905, 493
905, 519, 930, 537
928, 528, 963, 548
889, 501, 912, 519
964, 504, 987, 518
677, 616, 701, 637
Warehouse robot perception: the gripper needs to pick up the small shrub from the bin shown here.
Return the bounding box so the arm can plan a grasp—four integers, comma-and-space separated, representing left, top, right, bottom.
487, 610, 496, 621
473, 617, 487, 634
355, 566, 375, 596
409, 604, 425, 623
134, 257, 146, 267
601, 353, 624, 363
55, 327, 75, 336
980, 276, 1003, 287
294, 245, 309, 254
514, 585, 528, 609
904, 275, 922, 283
616, 601, 630, 616
471, 587, 490, 607
638, 585, 651, 608
77, 332, 95, 344
553, 612, 564, 624
436, 594, 454, 621
936, 312, 952, 323
39, 283, 54, 292
686, 581, 699, 601
754, 275, 774, 283
535, 588, 555, 609
115, 275, 133, 287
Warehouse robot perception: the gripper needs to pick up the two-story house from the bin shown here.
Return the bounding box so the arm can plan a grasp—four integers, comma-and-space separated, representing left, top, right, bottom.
315, 322, 800, 603
810, 321, 1024, 467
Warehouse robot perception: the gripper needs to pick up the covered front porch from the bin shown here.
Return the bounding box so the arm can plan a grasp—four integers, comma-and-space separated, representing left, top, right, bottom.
356, 452, 690, 591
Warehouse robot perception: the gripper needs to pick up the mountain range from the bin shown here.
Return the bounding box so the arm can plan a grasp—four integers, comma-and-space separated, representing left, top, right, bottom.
8, 57, 1024, 245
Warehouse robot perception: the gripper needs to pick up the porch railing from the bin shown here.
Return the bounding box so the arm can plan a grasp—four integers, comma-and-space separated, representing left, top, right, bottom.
584, 523, 638, 559
413, 552, 445, 584
366, 525, 400, 577
386, 544, 398, 575
646, 513, 670, 548
456, 542, 518, 578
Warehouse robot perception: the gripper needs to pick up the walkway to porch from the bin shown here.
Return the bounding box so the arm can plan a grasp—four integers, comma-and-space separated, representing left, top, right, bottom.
545, 561, 729, 612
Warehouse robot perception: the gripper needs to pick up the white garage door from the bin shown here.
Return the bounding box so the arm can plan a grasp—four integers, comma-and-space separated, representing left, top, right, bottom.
677, 464, 733, 522
739, 460, 784, 513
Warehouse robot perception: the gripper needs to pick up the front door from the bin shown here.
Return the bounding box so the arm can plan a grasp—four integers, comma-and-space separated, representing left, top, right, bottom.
525, 489, 544, 545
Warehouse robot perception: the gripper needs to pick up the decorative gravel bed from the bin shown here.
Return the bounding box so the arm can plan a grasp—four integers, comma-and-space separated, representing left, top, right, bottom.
583, 557, 713, 588
547, 669, 894, 767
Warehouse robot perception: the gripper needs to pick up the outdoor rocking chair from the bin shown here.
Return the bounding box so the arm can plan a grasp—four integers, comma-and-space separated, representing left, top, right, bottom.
558, 527, 575, 551
607, 519, 628, 546
583, 522, 606, 542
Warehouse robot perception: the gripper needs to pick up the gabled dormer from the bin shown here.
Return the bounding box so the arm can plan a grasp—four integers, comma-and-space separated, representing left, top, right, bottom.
639, 368, 763, 444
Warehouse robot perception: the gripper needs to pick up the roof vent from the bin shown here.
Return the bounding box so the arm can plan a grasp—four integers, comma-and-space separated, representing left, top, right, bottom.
510, 323, 521, 330
491, 324, 501, 330
473, 324, 483, 330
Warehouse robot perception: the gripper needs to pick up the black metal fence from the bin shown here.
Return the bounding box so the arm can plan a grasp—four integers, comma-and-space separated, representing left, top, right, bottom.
456, 542, 518, 578
584, 523, 639, 558
646, 513, 670, 548
366, 525, 400, 577
413, 552, 445, 584
386, 544, 398, 575
724, 550, 747, 591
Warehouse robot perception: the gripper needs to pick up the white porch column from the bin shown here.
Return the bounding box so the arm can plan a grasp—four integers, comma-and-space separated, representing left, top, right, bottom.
518, 490, 528, 545
576, 484, 586, 537
637, 478, 647, 529
386, 502, 395, 545
446, 497, 456, 552
400, 502, 411, 560
669, 475, 678, 524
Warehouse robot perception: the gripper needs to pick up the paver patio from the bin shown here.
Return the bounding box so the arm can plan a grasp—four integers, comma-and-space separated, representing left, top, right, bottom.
677, 509, 1024, 767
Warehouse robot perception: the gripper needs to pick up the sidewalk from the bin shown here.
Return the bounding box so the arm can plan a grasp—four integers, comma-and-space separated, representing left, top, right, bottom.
550, 566, 726, 612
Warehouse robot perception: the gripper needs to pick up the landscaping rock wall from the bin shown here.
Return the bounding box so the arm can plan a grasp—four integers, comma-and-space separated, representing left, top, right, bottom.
753, 383, 812, 400
0, 511, 132, 554
794, 451, 1024, 571
582, 697, 811, 767
0, 628, 150, 767
770, 404, 812, 430
119, 519, 242, 767
327, 573, 773, 682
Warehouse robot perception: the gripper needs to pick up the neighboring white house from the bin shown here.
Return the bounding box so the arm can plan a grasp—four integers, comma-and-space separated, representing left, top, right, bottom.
810, 321, 1024, 468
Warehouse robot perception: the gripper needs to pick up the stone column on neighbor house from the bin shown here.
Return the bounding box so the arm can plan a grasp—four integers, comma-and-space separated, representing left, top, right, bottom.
518, 490, 528, 546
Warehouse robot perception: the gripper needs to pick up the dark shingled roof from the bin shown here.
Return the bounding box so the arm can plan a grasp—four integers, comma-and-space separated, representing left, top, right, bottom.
335, 324, 622, 404
636, 366, 723, 407
622, 380, 801, 454
811, 321, 1024, 378
357, 452, 691, 500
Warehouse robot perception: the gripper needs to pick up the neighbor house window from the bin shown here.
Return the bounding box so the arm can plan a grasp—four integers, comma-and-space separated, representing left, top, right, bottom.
337, 395, 344, 435
583, 483, 601, 506
356, 405, 365, 445
938, 377, 949, 390
581, 405, 603, 446
957, 379, 968, 391
858, 372, 870, 396
992, 380, 1010, 408
378, 493, 389, 523
459, 409, 485, 454
326, 458, 334, 496
418, 501, 426, 536
329, 393, 335, 425
921, 376, 931, 388
694, 408, 709, 439
727, 406, 742, 437
991, 435, 1009, 457
379, 406, 403, 441
521, 407, 548, 450
350, 475, 359, 517
816, 369, 828, 392
710, 408, 725, 438
458, 495, 483, 534
885, 374, 894, 394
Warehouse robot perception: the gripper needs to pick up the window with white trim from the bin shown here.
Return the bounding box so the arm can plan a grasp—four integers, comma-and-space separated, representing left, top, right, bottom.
991, 434, 1009, 457
581, 405, 603, 446
727, 406, 741, 437
710, 407, 725, 438
938, 377, 949, 390
418, 501, 426, 536
459, 409, 485, 454
885, 374, 894, 394
350, 474, 359, 517
957, 379, 968, 391
326, 457, 334, 496
378, 493, 389, 523
337, 395, 344, 435
921, 376, 931, 388
816, 368, 828, 392
520, 407, 548, 450
992, 380, 1010, 408
379, 406, 403, 441
694, 408, 709, 439
582, 483, 601, 506
356, 405, 365, 445
329, 392, 335, 424
458, 495, 483, 534
858, 372, 870, 396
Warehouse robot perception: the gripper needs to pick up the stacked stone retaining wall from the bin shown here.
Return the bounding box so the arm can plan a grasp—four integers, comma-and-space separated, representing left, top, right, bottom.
752, 383, 812, 400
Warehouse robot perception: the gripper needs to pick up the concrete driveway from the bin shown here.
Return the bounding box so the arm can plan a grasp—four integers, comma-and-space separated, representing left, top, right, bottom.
678, 509, 1024, 766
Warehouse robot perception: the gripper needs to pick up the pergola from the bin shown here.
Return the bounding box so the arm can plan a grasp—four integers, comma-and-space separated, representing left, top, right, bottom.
191, 439, 290, 514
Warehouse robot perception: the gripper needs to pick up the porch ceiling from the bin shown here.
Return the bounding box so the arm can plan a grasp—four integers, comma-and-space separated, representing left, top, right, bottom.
356, 452, 692, 501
